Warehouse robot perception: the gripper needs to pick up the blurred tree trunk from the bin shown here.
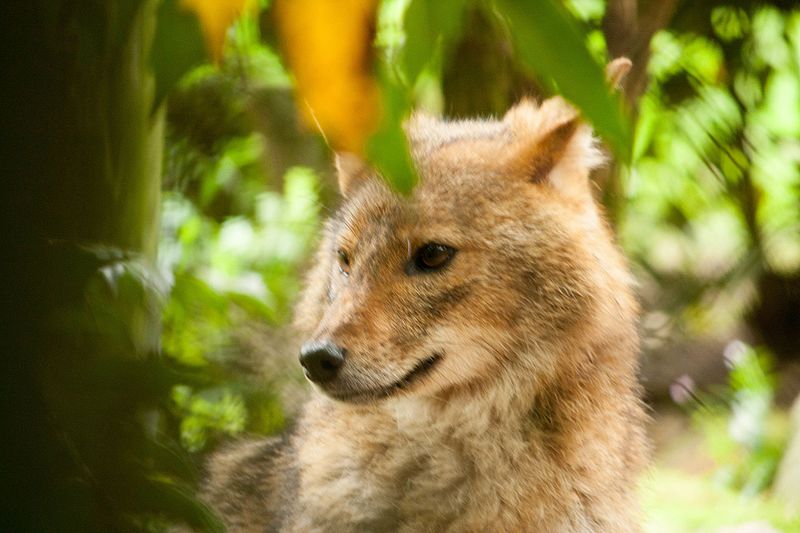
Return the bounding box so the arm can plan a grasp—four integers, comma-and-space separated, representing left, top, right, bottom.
603, 0, 679, 107
600, 0, 678, 224
1, 1, 165, 529
442, 7, 540, 118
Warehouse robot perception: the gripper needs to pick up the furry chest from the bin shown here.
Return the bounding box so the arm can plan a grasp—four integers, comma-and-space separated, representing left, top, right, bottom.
293, 419, 547, 531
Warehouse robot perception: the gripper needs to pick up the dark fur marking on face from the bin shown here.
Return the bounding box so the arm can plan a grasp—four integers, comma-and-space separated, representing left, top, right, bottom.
331, 352, 444, 403
515, 265, 585, 332
525, 396, 566, 463
417, 283, 473, 320
527, 403, 561, 436
388, 325, 429, 355
384, 284, 472, 354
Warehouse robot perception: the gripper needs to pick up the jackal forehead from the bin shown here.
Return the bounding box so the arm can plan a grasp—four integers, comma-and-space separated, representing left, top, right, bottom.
406, 112, 510, 159
334, 189, 485, 266
336, 182, 402, 239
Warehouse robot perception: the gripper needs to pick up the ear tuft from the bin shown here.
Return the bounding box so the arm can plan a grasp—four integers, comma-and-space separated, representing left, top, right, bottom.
503, 97, 578, 135
335, 152, 369, 197
502, 97, 601, 197
605, 57, 632, 90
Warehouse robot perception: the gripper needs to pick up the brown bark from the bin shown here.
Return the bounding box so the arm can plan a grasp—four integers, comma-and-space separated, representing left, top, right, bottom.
603, 0, 680, 107
598, 0, 679, 224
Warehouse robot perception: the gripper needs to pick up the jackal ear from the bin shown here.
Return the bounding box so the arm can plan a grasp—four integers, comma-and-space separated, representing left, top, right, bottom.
335, 152, 370, 197
502, 97, 602, 198
605, 57, 632, 90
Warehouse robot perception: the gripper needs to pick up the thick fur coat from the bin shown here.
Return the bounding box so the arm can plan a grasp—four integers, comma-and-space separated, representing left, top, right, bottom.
204, 82, 649, 532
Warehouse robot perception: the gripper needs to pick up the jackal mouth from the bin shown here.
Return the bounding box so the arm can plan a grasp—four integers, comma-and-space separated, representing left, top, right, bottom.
330, 352, 443, 403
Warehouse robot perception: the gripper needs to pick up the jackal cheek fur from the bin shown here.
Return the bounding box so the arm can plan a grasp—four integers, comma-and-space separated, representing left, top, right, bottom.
204, 75, 649, 532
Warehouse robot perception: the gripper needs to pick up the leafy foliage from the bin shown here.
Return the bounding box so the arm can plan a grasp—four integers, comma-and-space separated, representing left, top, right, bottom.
623, 4, 800, 338
159, 5, 323, 458
275, 0, 632, 193
693, 342, 788, 496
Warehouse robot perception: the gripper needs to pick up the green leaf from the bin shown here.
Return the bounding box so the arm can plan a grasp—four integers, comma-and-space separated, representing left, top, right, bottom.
366, 69, 417, 195
151, 0, 208, 109
401, 0, 470, 81
370, 0, 474, 194
496, 0, 631, 160
134, 477, 225, 532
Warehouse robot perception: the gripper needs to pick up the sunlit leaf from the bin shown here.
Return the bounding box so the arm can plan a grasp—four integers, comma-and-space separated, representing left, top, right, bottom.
181, 0, 254, 62
711, 6, 750, 42
751, 7, 790, 70
760, 70, 800, 136
565, 0, 605, 23
274, 0, 380, 153
400, 0, 469, 82
366, 69, 417, 194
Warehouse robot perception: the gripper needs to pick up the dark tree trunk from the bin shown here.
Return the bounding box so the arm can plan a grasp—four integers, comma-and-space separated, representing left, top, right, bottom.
1, 1, 165, 529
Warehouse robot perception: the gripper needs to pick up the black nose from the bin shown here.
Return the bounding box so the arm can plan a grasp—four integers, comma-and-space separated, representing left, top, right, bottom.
299, 340, 345, 383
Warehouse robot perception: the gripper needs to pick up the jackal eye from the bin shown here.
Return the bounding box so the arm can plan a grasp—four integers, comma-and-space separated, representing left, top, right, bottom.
337, 249, 351, 276
410, 243, 455, 273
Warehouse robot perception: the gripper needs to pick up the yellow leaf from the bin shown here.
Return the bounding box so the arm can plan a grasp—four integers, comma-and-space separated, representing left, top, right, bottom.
274, 0, 380, 154
181, 0, 253, 62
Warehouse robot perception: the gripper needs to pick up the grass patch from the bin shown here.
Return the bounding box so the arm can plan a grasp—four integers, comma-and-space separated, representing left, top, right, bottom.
642, 467, 800, 532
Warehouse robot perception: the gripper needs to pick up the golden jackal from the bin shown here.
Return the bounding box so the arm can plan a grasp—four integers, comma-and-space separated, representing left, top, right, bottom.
205, 64, 648, 532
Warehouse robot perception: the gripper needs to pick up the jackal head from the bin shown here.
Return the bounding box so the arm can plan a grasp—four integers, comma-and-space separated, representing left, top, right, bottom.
295, 86, 635, 404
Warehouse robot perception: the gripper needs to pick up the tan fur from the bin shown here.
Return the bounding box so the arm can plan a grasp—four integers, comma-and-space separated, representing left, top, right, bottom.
335, 152, 371, 197
605, 57, 633, 89
205, 90, 649, 532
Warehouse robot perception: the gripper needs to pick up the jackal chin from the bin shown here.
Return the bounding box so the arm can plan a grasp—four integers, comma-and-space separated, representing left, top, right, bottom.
319, 352, 444, 403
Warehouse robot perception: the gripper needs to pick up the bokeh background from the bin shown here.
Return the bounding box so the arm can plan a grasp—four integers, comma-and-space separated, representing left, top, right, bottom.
3, 0, 800, 531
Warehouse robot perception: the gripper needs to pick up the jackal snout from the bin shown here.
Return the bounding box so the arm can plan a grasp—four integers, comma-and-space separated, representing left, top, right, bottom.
298, 339, 346, 383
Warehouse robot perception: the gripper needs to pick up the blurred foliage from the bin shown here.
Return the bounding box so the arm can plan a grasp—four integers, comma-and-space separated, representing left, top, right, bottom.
159, 162, 319, 451
681, 341, 790, 496
3, 0, 308, 529
622, 4, 800, 343
271, 0, 631, 193
498, 0, 630, 156
45, 250, 226, 532
642, 467, 800, 532
159, 11, 322, 455
274, 0, 380, 154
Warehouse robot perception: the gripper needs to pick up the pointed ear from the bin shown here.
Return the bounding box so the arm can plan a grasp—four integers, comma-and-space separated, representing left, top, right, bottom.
605, 57, 632, 90
334, 152, 370, 197
502, 97, 602, 198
